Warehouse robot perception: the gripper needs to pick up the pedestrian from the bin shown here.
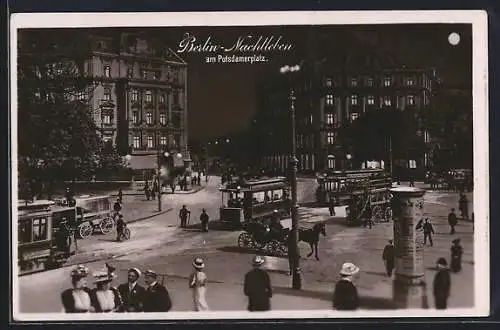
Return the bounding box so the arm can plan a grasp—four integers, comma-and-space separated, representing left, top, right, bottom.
200, 208, 209, 232
423, 218, 435, 246
382, 239, 395, 277
118, 268, 146, 312
116, 214, 126, 242
143, 269, 173, 312
450, 238, 464, 273
144, 181, 150, 201
113, 198, 122, 219
118, 188, 123, 204
433, 257, 451, 309
409, 175, 415, 187
189, 257, 210, 311
179, 205, 191, 228
90, 264, 123, 312
332, 262, 360, 310
244, 255, 272, 312
61, 265, 92, 313
459, 193, 469, 220
328, 197, 336, 216
448, 208, 458, 235
364, 204, 373, 229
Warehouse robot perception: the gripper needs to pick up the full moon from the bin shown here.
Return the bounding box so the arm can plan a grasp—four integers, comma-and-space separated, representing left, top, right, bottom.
448, 32, 460, 45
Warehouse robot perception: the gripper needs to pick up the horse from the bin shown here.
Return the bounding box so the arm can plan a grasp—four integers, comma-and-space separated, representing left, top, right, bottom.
297, 222, 327, 261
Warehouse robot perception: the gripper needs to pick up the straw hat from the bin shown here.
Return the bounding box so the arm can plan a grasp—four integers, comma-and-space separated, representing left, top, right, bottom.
252, 255, 265, 267
70, 265, 89, 278
144, 269, 158, 278
193, 257, 205, 270
339, 262, 360, 276
93, 270, 116, 283
128, 268, 141, 277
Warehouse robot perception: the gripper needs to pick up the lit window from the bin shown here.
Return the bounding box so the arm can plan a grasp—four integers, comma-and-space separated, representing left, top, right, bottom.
351, 95, 358, 106
132, 111, 139, 124
325, 78, 333, 87
160, 136, 167, 145
103, 88, 111, 101
127, 66, 133, 78
407, 95, 415, 106
104, 65, 111, 78
327, 132, 335, 144
131, 90, 138, 102
326, 113, 334, 125
141, 70, 148, 79
153, 71, 160, 80
146, 112, 153, 124
310, 115, 313, 124
133, 136, 141, 148
159, 113, 167, 125
351, 113, 360, 121
145, 90, 152, 103
34, 89, 41, 99
326, 94, 334, 105
159, 94, 166, 104
103, 114, 111, 124
407, 76, 415, 86
383, 96, 392, 106
350, 78, 358, 87
327, 155, 335, 169
384, 76, 392, 87
32, 217, 48, 241
366, 77, 373, 86
367, 95, 375, 105
77, 91, 86, 101
147, 136, 154, 148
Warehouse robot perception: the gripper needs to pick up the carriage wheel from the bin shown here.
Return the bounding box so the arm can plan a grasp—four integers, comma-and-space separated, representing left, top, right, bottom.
278, 242, 288, 257
384, 207, 393, 221
264, 240, 281, 256
238, 232, 254, 249
372, 206, 384, 223
122, 227, 131, 241
78, 223, 93, 239
99, 217, 115, 234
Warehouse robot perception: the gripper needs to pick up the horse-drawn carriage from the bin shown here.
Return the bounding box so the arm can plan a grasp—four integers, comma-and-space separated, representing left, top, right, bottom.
237, 220, 290, 257
316, 169, 393, 226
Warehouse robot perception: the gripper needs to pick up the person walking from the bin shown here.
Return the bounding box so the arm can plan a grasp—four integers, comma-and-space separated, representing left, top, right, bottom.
118, 268, 146, 312
116, 214, 126, 242
118, 188, 123, 204
333, 262, 360, 310
143, 270, 172, 312
243, 256, 272, 312
448, 208, 458, 235
382, 239, 395, 277
61, 265, 92, 313
328, 197, 336, 217
364, 204, 373, 229
144, 181, 150, 201
450, 238, 464, 273
189, 257, 210, 311
433, 257, 451, 309
423, 218, 435, 247
179, 205, 191, 228
199, 209, 209, 232
459, 193, 469, 220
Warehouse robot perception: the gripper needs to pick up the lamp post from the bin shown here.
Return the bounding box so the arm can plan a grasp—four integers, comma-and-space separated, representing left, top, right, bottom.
280, 64, 302, 290
346, 153, 352, 170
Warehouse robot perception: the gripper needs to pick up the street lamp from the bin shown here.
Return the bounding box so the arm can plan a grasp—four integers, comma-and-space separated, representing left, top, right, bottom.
280, 63, 302, 290
346, 153, 352, 170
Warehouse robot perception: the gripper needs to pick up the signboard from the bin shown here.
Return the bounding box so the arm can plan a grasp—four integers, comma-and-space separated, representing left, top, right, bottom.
23, 249, 51, 260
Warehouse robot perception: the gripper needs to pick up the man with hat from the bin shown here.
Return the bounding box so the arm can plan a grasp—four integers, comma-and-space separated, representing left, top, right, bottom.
116, 214, 126, 242
179, 205, 191, 228
143, 269, 172, 312
382, 239, 395, 277
118, 268, 146, 312
199, 208, 209, 233
450, 238, 464, 273
448, 208, 458, 235
243, 255, 272, 311
333, 262, 360, 310
433, 257, 451, 309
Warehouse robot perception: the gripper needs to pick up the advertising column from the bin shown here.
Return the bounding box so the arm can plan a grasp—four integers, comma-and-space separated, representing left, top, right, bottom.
390, 187, 429, 309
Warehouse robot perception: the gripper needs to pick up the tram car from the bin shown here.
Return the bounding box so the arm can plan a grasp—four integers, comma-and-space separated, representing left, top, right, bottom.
316, 169, 393, 226
18, 200, 77, 275
219, 177, 290, 229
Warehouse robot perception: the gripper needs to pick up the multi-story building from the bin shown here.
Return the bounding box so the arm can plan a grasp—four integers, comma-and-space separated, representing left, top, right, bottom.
20, 30, 190, 169
253, 55, 438, 174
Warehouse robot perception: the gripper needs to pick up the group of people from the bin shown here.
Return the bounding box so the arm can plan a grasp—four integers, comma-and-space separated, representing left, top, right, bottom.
178, 205, 210, 232
143, 180, 160, 201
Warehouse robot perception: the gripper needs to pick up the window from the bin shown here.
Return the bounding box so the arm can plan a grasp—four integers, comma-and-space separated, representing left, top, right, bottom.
309, 115, 313, 124
174, 134, 181, 147
159, 94, 166, 104
131, 90, 138, 102
327, 132, 335, 144
104, 65, 111, 78
32, 217, 48, 242
159, 113, 167, 125
383, 96, 392, 106
384, 76, 392, 87
147, 136, 154, 148
127, 66, 133, 78
34, 89, 41, 99
77, 91, 86, 101
351, 94, 358, 106
160, 136, 167, 145
325, 78, 333, 87
133, 136, 141, 148
407, 76, 416, 86
366, 77, 374, 86
367, 95, 375, 105
153, 71, 160, 80
351, 113, 360, 121
328, 155, 335, 169
407, 95, 415, 106
424, 130, 430, 143
19, 220, 32, 243
350, 78, 358, 87
326, 113, 334, 125
141, 70, 148, 79
145, 90, 152, 103
132, 111, 139, 124
103, 88, 111, 101
326, 94, 334, 105
103, 114, 111, 124
146, 112, 153, 124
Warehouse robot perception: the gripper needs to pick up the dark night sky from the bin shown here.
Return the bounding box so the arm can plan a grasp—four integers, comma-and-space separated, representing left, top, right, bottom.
154, 24, 472, 140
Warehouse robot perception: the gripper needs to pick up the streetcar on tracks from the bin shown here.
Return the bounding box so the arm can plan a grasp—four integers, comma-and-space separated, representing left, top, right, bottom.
219, 177, 290, 229
316, 169, 393, 226
18, 200, 77, 275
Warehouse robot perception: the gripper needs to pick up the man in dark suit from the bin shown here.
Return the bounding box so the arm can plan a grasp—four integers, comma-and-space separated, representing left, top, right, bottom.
433, 258, 451, 309
118, 268, 146, 312
143, 269, 172, 312
382, 239, 395, 277
244, 256, 272, 311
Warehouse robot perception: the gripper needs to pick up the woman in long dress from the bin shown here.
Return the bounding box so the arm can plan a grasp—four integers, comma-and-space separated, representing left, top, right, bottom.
90, 264, 123, 312
189, 257, 209, 311
61, 265, 93, 313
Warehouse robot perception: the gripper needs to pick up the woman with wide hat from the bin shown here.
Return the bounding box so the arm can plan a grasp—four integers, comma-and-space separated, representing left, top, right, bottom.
61, 265, 93, 313
433, 257, 451, 309
333, 262, 360, 310
450, 238, 464, 273
90, 263, 123, 312
189, 257, 210, 311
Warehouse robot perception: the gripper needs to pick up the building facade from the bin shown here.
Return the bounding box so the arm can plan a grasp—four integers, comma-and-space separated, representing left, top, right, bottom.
254, 57, 437, 174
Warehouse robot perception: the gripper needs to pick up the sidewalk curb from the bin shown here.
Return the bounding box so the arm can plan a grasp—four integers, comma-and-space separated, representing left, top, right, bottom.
127, 207, 174, 224
112, 186, 206, 197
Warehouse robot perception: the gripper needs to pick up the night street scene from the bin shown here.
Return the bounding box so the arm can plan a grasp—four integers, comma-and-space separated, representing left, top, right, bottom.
12, 17, 485, 319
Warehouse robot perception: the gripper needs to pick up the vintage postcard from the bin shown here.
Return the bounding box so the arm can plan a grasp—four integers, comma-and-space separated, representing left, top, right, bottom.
10, 10, 489, 321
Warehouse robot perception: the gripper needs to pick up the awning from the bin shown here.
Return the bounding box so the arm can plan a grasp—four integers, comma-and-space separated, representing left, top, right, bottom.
126, 155, 157, 170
